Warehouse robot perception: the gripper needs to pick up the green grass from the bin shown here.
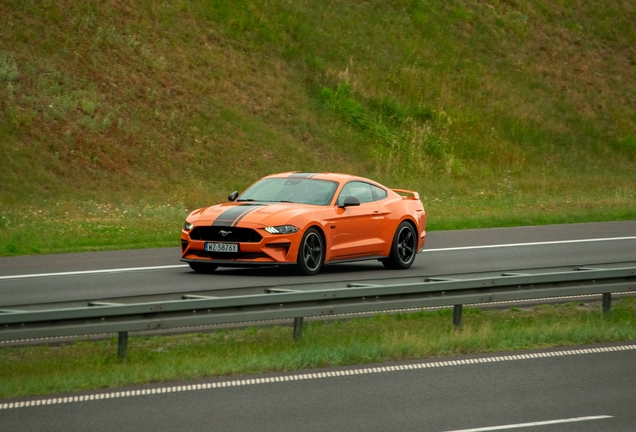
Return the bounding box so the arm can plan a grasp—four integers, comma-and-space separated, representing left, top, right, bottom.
1, 298, 635, 399
0, 1, 635, 256
0, 201, 187, 256
1, 189, 634, 256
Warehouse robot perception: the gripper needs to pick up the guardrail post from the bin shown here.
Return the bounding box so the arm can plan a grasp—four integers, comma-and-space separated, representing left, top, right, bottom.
118, 331, 128, 361
293, 317, 304, 341
602, 293, 612, 315
453, 305, 463, 332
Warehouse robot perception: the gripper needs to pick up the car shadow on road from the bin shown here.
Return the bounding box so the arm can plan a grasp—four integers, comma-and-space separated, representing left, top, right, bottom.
184, 262, 389, 278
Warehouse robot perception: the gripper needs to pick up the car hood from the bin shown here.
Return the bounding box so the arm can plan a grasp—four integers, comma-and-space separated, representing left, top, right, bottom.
191, 202, 314, 227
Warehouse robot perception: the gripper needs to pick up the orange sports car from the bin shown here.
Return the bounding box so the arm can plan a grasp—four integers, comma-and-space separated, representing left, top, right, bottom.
180, 172, 426, 275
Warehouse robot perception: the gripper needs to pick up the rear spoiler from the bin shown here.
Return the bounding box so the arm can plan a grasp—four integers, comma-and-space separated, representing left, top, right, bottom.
391, 189, 420, 200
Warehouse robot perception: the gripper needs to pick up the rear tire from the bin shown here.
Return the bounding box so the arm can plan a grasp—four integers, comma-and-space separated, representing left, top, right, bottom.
382, 221, 417, 270
188, 262, 219, 273
296, 228, 324, 276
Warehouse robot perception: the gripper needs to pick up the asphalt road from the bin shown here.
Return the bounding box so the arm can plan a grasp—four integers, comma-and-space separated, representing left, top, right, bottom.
0, 221, 635, 306
1, 343, 635, 431
1, 221, 635, 430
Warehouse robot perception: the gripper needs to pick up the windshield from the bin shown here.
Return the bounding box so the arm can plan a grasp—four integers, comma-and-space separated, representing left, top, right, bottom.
237, 178, 338, 206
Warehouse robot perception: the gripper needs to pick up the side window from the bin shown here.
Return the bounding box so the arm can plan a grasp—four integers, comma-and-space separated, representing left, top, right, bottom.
371, 184, 388, 201
337, 181, 374, 205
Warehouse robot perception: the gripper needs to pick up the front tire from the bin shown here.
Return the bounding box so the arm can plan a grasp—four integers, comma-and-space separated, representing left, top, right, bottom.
296, 228, 324, 275
188, 262, 219, 273
382, 221, 417, 270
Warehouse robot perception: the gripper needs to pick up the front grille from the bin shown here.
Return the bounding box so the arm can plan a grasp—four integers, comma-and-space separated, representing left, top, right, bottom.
189, 226, 262, 243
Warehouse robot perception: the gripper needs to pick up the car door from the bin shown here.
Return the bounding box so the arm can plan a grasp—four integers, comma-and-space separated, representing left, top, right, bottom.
326, 181, 387, 260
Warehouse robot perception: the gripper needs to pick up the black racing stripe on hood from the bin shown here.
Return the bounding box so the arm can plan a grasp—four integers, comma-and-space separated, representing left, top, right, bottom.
231, 204, 265, 227
212, 204, 265, 227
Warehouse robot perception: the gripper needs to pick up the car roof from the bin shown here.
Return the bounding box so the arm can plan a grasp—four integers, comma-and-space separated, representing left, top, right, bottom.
265, 172, 378, 185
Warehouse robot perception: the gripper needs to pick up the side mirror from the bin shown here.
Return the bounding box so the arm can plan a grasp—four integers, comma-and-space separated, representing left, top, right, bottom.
340, 196, 361, 208
228, 191, 239, 202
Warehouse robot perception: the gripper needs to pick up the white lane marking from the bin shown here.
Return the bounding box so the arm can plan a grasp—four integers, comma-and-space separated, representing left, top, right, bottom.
423, 236, 636, 253
442, 415, 613, 431
1, 236, 635, 280
1, 344, 634, 410
0, 265, 188, 280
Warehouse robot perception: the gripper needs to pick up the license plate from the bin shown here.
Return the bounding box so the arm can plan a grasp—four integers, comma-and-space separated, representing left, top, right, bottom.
205, 242, 239, 253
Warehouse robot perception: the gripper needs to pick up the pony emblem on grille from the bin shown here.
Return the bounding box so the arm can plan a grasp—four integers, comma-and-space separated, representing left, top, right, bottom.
219, 230, 232, 237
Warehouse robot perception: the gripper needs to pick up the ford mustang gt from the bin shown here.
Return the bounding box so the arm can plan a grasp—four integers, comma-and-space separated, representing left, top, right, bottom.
180, 172, 426, 275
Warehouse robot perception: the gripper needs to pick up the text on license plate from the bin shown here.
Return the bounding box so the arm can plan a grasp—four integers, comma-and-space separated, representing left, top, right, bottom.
205, 242, 239, 253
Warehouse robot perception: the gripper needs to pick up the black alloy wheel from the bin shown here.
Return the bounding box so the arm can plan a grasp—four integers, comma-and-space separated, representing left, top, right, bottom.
382, 221, 417, 269
297, 228, 324, 275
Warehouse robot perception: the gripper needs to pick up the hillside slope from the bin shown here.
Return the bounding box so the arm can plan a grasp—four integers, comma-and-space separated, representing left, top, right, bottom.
0, 0, 634, 254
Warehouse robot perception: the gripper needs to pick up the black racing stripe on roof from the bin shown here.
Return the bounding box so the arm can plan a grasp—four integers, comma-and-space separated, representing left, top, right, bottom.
212, 204, 264, 227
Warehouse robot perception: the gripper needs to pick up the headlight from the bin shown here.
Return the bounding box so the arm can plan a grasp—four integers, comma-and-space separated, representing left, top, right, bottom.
183, 221, 194, 231
264, 225, 298, 234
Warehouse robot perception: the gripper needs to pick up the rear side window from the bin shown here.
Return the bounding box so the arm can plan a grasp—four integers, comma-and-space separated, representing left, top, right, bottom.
371, 184, 388, 200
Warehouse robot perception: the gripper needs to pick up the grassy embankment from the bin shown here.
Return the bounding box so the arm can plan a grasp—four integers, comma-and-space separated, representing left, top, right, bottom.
0, 1, 635, 256
1, 298, 635, 399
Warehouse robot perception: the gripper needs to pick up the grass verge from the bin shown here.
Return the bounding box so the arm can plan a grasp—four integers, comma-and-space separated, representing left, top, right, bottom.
1, 298, 635, 400
1, 193, 634, 257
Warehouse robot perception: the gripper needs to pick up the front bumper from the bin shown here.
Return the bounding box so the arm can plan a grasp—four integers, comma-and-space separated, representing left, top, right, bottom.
180, 229, 300, 265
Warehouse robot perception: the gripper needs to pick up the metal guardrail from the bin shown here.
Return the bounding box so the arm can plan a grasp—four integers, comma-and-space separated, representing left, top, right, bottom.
1, 266, 635, 359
